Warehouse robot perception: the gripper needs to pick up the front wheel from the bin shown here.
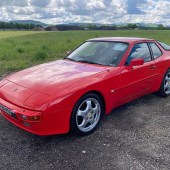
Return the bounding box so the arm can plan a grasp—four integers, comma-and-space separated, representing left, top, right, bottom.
70, 93, 104, 135
158, 69, 170, 97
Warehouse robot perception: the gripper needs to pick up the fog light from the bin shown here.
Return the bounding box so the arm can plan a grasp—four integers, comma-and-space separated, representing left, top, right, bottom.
20, 115, 27, 120
23, 122, 30, 127
18, 112, 42, 122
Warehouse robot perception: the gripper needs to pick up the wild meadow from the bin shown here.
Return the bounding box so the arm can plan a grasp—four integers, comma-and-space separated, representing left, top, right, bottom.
0, 30, 170, 76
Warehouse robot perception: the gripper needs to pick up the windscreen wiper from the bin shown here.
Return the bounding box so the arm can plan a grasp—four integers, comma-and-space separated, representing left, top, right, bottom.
77, 59, 103, 65
65, 58, 103, 66
64, 58, 77, 62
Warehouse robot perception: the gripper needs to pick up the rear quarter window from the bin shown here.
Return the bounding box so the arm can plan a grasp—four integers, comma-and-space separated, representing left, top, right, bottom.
158, 41, 170, 51
149, 42, 162, 59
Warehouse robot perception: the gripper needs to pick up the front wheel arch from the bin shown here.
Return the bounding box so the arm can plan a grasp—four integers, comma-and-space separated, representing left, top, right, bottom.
85, 90, 106, 113
70, 92, 105, 135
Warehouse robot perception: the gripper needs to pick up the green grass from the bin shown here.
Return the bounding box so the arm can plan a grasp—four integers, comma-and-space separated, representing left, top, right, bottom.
1, 30, 170, 76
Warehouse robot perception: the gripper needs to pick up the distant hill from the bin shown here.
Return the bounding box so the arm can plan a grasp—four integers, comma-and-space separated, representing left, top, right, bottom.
65, 22, 160, 28
67, 23, 116, 27
136, 23, 158, 28
0, 20, 168, 30
4, 20, 164, 28
10, 20, 49, 27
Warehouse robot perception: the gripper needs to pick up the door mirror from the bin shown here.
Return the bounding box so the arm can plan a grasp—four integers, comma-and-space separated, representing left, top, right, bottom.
130, 58, 144, 67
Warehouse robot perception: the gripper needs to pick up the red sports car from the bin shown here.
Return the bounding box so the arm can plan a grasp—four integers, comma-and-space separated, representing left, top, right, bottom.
1, 37, 170, 135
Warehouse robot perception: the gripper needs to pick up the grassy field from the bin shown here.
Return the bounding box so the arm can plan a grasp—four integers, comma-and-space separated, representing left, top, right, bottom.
1, 30, 170, 76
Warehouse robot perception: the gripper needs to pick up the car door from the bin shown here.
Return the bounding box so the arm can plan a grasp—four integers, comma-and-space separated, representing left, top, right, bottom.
148, 41, 164, 91
117, 42, 157, 103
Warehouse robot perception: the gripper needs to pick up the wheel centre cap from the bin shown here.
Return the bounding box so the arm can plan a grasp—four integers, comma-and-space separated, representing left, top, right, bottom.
87, 112, 92, 118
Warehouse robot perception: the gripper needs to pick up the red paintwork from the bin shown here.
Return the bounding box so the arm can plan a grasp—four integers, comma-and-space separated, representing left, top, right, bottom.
0, 37, 170, 135
130, 58, 144, 67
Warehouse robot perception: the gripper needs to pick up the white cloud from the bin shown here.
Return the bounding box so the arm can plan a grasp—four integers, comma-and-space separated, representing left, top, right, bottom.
0, 0, 28, 7
87, 1, 106, 11
30, 0, 51, 7
0, 0, 169, 25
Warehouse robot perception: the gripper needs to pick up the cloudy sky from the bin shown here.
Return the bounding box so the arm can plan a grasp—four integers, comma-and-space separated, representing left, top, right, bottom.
0, 0, 170, 25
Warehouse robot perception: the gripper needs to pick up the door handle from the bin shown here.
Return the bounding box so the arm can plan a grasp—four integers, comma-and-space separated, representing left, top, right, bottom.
149, 65, 156, 69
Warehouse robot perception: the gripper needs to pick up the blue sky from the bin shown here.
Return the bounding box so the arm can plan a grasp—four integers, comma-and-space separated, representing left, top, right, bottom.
0, 0, 169, 25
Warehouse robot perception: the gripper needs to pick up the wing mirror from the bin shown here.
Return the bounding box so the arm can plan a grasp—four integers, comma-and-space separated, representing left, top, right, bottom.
130, 58, 144, 67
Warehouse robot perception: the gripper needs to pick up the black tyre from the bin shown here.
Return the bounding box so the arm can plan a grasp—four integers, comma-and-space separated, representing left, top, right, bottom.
158, 69, 170, 97
70, 93, 104, 135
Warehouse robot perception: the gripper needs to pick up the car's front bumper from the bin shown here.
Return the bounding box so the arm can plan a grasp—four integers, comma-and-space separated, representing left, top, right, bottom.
0, 98, 72, 135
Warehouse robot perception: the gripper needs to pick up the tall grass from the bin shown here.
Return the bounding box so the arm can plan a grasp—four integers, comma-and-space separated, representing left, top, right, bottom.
0, 30, 170, 76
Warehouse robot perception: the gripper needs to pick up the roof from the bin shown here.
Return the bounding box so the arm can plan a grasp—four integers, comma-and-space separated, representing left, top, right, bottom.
88, 37, 154, 43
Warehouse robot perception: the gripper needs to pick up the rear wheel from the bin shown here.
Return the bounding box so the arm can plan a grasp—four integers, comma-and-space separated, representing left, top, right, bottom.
158, 69, 170, 97
70, 93, 104, 135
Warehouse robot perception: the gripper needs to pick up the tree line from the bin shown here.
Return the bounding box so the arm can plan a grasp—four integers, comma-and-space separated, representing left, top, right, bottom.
0, 22, 42, 30
46, 23, 170, 31
0, 22, 169, 31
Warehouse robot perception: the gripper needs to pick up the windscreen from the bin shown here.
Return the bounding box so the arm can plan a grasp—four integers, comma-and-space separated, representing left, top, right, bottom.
66, 41, 129, 66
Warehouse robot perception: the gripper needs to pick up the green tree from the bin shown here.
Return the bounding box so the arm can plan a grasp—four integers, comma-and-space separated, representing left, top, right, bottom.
158, 24, 165, 30
127, 23, 137, 29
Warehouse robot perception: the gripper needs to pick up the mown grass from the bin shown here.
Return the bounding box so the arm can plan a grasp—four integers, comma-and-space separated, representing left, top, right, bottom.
1, 30, 170, 76
0, 31, 43, 40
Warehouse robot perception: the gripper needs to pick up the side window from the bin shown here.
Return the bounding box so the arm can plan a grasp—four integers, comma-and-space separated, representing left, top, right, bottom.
126, 43, 151, 65
158, 41, 170, 50
149, 42, 162, 59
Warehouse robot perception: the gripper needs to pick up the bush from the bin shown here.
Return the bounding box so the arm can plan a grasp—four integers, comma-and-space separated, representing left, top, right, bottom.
17, 48, 24, 53
33, 52, 47, 61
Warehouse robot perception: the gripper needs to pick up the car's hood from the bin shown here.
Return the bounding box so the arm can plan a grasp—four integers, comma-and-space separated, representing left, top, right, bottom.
6, 60, 106, 95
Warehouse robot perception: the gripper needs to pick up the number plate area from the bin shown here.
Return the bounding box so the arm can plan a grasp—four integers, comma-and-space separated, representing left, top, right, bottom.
0, 104, 17, 119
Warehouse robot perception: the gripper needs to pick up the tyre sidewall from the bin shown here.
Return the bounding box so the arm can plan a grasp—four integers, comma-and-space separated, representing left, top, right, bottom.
159, 69, 170, 97
70, 93, 104, 135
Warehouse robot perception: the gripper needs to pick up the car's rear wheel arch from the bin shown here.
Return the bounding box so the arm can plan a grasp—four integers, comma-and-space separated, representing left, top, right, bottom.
157, 68, 170, 97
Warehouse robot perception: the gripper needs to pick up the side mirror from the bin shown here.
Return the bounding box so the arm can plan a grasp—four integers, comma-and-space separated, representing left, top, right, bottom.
130, 58, 144, 67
